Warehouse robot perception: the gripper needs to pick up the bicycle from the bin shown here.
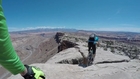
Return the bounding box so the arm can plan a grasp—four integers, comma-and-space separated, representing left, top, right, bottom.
87, 49, 94, 66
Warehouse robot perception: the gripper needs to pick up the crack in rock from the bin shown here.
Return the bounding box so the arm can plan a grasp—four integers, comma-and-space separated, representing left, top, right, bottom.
57, 58, 130, 65
95, 60, 129, 64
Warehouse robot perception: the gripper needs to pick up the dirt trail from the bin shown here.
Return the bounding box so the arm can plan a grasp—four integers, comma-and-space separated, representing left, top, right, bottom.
0, 45, 58, 79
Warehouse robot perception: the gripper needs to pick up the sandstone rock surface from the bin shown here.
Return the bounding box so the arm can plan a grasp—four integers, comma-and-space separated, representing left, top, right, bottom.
8, 43, 140, 79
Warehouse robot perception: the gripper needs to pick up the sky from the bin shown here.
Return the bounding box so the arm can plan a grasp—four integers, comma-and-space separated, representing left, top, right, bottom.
2, 0, 140, 32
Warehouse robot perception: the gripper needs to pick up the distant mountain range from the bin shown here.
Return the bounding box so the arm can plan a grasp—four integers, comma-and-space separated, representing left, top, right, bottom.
10, 28, 140, 35
10, 28, 78, 34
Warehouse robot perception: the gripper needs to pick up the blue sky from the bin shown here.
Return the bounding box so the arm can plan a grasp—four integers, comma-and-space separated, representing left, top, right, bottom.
2, 0, 140, 32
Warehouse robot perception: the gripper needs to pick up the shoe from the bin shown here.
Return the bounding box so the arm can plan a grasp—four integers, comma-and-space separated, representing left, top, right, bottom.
23, 65, 45, 79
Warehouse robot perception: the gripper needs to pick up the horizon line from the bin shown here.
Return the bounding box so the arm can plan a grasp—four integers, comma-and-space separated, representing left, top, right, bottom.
8, 27, 140, 33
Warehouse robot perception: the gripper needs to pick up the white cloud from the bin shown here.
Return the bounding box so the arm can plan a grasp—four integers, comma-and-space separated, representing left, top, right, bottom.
27, 26, 66, 29
8, 25, 140, 33
81, 26, 140, 33
8, 26, 66, 32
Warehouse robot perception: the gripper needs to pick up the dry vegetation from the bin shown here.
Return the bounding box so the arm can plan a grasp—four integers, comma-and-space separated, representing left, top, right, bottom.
101, 40, 140, 59
62, 32, 140, 60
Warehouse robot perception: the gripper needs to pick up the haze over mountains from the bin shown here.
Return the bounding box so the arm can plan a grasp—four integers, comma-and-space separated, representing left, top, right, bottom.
9, 28, 77, 33
10, 28, 140, 45
0, 28, 140, 79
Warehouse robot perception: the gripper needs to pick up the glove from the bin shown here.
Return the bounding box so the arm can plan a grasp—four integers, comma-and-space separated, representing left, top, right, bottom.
23, 65, 45, 79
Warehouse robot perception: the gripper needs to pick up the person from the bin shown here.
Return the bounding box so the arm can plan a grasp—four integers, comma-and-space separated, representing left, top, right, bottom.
88, 33, 99, 63
0, 0, 45, 79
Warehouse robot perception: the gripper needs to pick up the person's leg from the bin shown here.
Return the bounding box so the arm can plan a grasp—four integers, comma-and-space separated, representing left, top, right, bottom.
92, 45, 96, 62
88, 42, 92, 53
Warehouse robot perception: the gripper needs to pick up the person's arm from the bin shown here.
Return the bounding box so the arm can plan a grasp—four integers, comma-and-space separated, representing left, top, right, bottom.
95, 37, 100, 47
0, 1, 25, 75
96, 41, 100, 47
0, 1, 45, 79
